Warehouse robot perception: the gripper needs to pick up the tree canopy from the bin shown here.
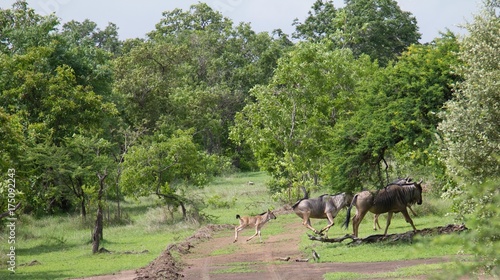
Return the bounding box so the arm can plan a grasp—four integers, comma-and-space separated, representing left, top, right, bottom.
293, 0, 421, 65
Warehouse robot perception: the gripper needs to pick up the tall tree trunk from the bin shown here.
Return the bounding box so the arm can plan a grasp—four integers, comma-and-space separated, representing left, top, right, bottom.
92, 171, 107, 254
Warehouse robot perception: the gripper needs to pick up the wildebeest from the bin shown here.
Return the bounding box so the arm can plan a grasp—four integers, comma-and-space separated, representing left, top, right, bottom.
343, 180, 423, 237
292, 187, 353, 236
373, 178, 417, 231
234, 209, 276, 243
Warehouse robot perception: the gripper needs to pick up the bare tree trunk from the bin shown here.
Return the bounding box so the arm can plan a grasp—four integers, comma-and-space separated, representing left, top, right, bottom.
92, 171, 107, 254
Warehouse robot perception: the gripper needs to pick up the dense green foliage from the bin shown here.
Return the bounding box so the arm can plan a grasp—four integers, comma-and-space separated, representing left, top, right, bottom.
293, 0, 421, 65
0, 0, 498, 277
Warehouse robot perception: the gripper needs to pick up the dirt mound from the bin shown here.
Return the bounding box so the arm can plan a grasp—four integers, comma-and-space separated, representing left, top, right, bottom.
134, 224, 234, 280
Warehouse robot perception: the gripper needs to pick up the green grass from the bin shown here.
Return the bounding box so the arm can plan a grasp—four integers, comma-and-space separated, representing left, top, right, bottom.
0, 197, 196, 279
298, 204, 465, 264
0, 172, 470, 279
324, 262, 457, 280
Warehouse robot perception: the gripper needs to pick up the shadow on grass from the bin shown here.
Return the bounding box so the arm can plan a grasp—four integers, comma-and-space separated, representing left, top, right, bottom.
16, 242, 79, 255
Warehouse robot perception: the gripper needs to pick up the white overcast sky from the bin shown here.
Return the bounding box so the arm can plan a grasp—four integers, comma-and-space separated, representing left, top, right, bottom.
1, 0, 482, 43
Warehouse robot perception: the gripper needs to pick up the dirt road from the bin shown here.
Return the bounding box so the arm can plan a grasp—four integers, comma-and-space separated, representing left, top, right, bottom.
77, 213, 450, 280
181, 218, 446, 280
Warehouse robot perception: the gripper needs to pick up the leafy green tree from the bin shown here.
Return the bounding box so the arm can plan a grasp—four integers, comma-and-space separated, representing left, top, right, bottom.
113, 40, 189, 128
326, 33, 461, 190
293, 0, 338, 42
439, 8, 500, 182
1, 1, 120, 215
438, 3, 499, 276
0, 108, 23, 171
115, 3, 290, 169
61, 19, 121, 55
231, 42, 377, 197
0, 0, 59, 55
121, 128, 219, 218
294, 0, 421, 65
64, 135, 115, 220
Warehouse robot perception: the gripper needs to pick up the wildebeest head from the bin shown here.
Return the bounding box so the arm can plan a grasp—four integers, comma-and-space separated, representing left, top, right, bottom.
414, 180, 423, 205
266, 209, 277, 220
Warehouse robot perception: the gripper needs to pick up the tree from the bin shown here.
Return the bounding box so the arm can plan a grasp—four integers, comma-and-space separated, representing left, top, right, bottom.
0, 0, 59, 55
325, 33, 461, 191
231, 42, 377, 197
115, 3, 290, 169
61, 19, 121, 55
293, 0, 338, 42
438, 2, 499, 276
294, 0, 421, 66
438, 5, 500, 182
121, 128, 219, 219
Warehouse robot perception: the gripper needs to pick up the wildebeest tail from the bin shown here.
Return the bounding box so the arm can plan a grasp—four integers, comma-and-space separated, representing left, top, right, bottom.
342, 194, 357, 229
291, 186, 309, 209
236, 214, 241, 219
300, 186, 309, 199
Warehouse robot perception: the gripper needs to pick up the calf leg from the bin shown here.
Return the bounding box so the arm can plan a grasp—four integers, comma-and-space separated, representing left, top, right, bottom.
246, 225, 260, 242
234, 225, 245, 242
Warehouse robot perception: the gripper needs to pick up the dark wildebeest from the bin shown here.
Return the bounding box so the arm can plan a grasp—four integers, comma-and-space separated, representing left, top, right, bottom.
292, 187, 353, 236
373, 178, 417, 230
343, 180, 423, 237
234, 209, 276, 243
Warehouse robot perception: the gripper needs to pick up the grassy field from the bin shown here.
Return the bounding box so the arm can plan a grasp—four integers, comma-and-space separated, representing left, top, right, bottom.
0, 172, 469, 279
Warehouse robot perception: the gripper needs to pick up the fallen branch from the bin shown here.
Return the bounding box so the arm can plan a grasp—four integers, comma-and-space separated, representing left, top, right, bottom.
308, 224, 468, 245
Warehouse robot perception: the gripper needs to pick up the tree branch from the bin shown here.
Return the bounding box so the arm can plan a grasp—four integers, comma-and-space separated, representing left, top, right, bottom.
0, 202, 21, 219
308, 224, 468, 245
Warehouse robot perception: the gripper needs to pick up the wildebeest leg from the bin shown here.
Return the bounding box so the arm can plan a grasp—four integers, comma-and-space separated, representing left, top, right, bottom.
401, 209, 417, 232
234, 225, 245, 242
302, 213, 320, 234
246, 225, 259, 242
408, 205, 417, 216
319, 211, 335, 235
353, 210, 367, 237
383, 212, 393, 235
373, 214, 381, 230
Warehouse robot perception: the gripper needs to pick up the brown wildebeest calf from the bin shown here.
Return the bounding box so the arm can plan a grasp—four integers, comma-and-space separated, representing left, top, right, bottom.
234, 209, 276, 243
343, 180, 423, 237
292, 188, 353, 236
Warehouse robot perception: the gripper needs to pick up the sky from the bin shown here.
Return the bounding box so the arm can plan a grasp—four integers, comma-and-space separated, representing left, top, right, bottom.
1, 0, 482, 43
